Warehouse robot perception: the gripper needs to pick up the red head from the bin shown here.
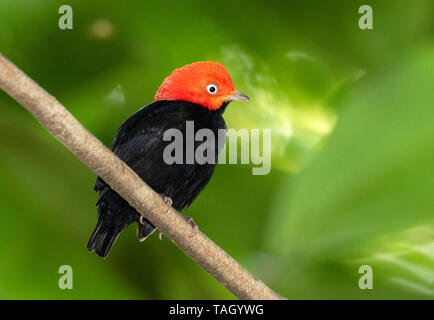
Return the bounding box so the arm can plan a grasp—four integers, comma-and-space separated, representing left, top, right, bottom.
155, 61, 249, 111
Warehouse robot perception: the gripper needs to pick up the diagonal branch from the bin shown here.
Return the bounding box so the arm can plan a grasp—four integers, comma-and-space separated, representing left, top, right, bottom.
0, 54, 284, 300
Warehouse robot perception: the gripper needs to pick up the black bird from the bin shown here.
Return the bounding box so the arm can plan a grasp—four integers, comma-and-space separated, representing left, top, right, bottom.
87, 61, 249, 257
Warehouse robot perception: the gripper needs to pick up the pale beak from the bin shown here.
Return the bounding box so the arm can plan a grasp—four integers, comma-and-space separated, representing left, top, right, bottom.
226, 90, 250, 102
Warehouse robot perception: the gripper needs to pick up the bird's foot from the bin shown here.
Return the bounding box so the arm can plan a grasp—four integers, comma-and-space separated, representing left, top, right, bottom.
137, 228, 154, 242
158, 216, 198, 241
155, 194, 172, 240
184, 216, 199, 233
159, 193, 173, 207
137, 216, 156, 242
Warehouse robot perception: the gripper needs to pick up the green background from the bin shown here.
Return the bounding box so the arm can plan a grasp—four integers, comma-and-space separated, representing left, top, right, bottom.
0, 0, 433, 299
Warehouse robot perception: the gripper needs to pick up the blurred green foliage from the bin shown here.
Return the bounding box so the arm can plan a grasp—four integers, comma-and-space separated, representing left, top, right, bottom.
0, 0, 433, 299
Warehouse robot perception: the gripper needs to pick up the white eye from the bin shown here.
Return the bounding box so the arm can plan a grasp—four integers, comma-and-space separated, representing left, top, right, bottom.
206, 84, 218, 95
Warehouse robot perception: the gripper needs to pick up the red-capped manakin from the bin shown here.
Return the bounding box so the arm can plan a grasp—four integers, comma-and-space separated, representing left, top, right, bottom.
88, 62, 249, 257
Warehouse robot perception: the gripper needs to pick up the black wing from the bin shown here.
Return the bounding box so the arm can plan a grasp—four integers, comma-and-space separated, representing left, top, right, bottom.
95, 100, 225, 210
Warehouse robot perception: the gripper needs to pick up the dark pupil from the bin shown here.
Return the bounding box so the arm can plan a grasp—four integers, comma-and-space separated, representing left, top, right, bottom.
209, 86, 216, 93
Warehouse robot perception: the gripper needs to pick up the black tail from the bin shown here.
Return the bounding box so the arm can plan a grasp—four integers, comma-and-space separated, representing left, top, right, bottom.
87, 217, 128, 258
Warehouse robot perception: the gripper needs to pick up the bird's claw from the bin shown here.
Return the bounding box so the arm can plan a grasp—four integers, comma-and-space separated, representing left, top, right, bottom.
158, 216, 198, 241
184, 216, 199, 233
137, 216, 156, 241
137, 228, 152, 242
159, 193, 173, 207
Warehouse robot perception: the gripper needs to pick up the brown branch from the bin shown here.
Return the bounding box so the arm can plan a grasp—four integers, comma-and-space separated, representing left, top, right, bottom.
0, 54, 284, 300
